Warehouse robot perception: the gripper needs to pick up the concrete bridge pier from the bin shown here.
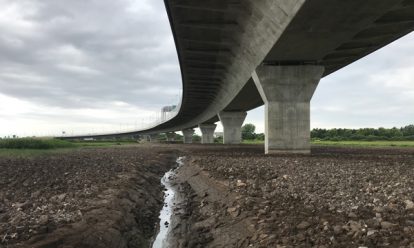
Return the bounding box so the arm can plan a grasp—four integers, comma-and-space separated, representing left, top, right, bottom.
166, 132, 175, 142
182, 128, 195, 144
253, 65, 324, 154
198, 124, 216, 144
148, 134, 158, 143
218, 111, 247, 144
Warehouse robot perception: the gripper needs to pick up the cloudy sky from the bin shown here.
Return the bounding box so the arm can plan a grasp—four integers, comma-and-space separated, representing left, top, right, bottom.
0, 0, 413, 137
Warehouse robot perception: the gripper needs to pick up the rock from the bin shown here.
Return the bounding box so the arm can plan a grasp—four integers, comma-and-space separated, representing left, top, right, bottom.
405, 220, 414, 226
259, 234, 268, 239
296, 233, 306, 241
373, 207, 384, 213
386, 203, 398, 212
333, 225, 343, 234
0, 213, 9, 222
16, 226, 25, 233
348, 221, 361, 232
380, 221, 396, 229
14, 201, 30, 210
31, 190, 41, 198
22, 179, 30, 187
227, 207, 240, 218
236, 180, 247, 187
366, 219, 381, 228
405, 200, 414, 210
51, 193, 67, 202
348, 212, 357, 218
367, 229, 377, 236
38, 215, 49, 225
297, 221, 311, 230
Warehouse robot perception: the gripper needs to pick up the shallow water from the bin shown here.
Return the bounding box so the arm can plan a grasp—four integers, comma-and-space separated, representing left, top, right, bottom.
152, 157, 184, 248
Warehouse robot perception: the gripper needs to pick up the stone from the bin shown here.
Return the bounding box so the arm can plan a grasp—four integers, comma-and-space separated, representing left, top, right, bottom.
380, 221, 396, 229
57, 193, 67, 202
347, 221, 362, 234
333, 225, 343, 234
367, 229, 377, 236
31, 191, 41, 198
296, 233, 306, 241
227, 207, 240, 218
259, 234, 268, 239
405, 220, 414, 226
22, 179, 30, 187
405, 200, 414, 210
14, 201, 30, 210
348, 212, 357, 218
297, 221, 311, 230
38, 215, 49, 225
236, 180, 247, 187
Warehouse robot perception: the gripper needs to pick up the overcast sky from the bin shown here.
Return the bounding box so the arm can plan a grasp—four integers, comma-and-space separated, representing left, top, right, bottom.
0, 0, 413, 137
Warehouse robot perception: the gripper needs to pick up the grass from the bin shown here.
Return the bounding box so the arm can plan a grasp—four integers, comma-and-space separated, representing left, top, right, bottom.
70, 140, 138, 147
242, 139, 264, 144
312, 140, 414, 148
0, 138, 138, 158
0, 138, 76, 149
243, 139, 414, 148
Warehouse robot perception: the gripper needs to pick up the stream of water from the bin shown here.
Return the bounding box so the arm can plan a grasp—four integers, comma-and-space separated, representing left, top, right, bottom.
152, 157, 184, 248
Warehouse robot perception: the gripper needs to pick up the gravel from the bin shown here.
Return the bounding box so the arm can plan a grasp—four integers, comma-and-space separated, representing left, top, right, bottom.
178, 145, 414, 247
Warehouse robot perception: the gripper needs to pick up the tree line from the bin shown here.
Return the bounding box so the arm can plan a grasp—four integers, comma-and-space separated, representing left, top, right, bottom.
311, 125, 414, 141
241, 124, 414, 141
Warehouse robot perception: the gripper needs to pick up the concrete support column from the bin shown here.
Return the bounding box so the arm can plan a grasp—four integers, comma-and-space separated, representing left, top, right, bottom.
198, 124, 217, 144
253, 65, 324, 154
182, 129, 195, 144
166, 132, 175, 142
148, 134, 158, 143
218, 111, 247, 144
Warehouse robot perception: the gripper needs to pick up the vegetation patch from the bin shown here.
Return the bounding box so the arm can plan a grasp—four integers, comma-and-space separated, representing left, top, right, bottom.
311, 125, 414, 141
0, 138, 76, 149
312, 140, 414, 147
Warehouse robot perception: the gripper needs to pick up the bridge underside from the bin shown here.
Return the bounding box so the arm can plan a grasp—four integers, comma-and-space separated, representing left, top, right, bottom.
62, 0, 414, 153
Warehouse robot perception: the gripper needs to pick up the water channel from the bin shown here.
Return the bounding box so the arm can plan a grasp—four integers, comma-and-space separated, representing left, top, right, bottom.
152, 157, 184, 248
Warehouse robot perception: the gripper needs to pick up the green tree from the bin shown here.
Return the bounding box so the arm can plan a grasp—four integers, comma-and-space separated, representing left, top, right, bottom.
402, 125, 414, 136
242, 123, 256, 140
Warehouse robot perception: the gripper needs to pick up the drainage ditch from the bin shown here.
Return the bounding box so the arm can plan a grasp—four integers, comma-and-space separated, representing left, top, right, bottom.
152, 157, 185, 248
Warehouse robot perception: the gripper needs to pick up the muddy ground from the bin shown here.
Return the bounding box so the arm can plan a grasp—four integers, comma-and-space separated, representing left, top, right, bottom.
0, 146, 177, 248
170, 145, 414, 248
1, 144, 414, 248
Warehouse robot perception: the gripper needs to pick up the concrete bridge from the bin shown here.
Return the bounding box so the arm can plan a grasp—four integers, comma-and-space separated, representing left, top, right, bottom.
62, 0, 414, 154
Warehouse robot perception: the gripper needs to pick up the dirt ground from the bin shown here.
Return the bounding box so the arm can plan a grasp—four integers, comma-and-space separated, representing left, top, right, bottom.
0, 146, 177, 248
170, 145, 414, 248
1, 144, 414, 248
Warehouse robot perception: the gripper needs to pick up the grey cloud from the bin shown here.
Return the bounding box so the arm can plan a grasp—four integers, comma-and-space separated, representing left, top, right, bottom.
0, 0, 181, 110
1, 0, 413, 135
